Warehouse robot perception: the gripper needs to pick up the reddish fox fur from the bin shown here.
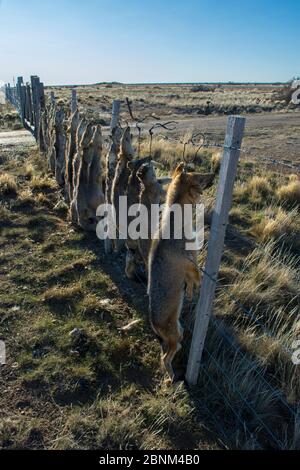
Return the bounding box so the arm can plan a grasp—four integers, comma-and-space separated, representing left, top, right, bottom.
148, 163, 214, 382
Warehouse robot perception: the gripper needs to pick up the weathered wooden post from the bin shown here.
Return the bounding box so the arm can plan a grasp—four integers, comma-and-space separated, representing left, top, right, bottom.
185, 115, 246, 385
110, 99, 121, 132
16, 77, 26, 125
20, 85, 27, 126
26, 83, 34, 130
38, 82, 46, 151
50, 91, 56, 105
16, 77, 23, 115
5, 84, 11, 104
104, 99, 121, 254
30, 75, 41, 140
71, 89, 77, 114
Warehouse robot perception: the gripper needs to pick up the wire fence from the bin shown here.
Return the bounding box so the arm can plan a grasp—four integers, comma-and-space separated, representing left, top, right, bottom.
120, 103, 300, 174
121, 100, 299, 448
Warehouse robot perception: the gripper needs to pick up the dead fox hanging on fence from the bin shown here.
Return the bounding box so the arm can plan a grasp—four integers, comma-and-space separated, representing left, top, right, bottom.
136, 162, 162, 267
124, 156, 153, 280
69, 122, 95, 228
148, 163, 214, 382
54, 107, 67, 187
111, 126, 134, 251
65, 108, 80, 203
105, 126, 122, 206
86, 124, 105, 222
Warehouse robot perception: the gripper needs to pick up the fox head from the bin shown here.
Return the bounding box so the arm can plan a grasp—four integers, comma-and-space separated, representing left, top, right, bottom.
169, 162, 215, 204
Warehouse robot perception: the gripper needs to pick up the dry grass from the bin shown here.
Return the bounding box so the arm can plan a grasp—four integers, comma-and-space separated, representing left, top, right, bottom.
0, 173, 18, 196
46, 83, 284, 122
224, 243, 299, 325
42, 283, 83, 304
252, 207, 300, 249
29, 175, 58, 191
277, 177, 300, 206
235, 175, 274, 205
24, 163, 35, 179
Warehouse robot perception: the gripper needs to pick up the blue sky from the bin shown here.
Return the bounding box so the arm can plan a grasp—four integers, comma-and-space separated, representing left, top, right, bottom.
0, 0, 299, 85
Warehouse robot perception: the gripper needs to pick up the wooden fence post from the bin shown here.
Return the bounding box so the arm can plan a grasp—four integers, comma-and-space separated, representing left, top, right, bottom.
16, 77, 27, 126
104, 99, 121, 254
30, 75, 41, 140
26, 83, 33, 129
5, 84, 11, 104
38, 82, 46, 151
71, 89, 77, 114
16, 77, 23, 117
110, 99, 121, 132
50, 91, 56, 105
185, 115, 246, 386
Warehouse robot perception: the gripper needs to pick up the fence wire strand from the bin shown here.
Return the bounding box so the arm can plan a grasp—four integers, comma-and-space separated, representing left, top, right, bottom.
202, 346, 285, 449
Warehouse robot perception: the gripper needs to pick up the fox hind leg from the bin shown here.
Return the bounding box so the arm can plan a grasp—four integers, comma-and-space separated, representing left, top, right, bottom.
185, 263, 201, 301
162, 320, 183, 382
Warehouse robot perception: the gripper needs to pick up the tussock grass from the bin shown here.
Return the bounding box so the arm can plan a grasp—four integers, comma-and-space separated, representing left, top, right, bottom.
29, 175, 58, 192
139, 134, 217, 172
252, 207, 300, 250
42, 282, 83, 304
277, 177, 300, 206
227, 242, 299, 318
235, 175, 274, 205
0, 417, 45, 449
0, 173, 18, 196
140, 135, 196, 166
24, 163, 35, 179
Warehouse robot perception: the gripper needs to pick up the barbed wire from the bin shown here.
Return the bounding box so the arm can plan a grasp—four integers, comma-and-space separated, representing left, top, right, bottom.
137, 129, 300, 173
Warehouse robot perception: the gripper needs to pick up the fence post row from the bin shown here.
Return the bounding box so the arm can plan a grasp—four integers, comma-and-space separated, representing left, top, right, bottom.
186, 115, 246, 386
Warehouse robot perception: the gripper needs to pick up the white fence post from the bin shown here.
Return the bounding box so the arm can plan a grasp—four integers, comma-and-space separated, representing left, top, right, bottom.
185, 115, 246, 386
71, 89, 77, 114
104, 99, 121, 255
